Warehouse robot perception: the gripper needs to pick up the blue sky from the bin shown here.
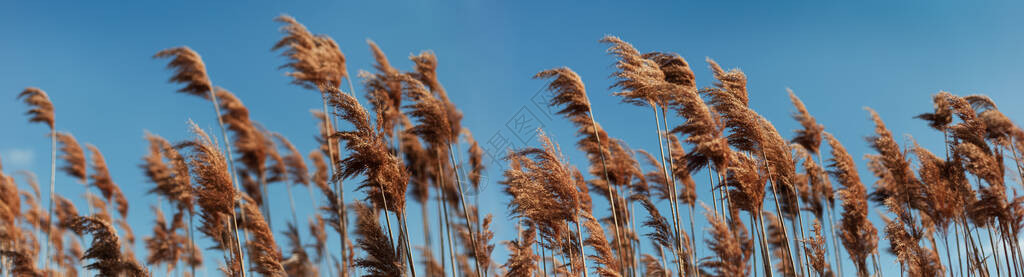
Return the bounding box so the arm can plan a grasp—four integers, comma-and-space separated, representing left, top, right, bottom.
2, 1, 1023, 276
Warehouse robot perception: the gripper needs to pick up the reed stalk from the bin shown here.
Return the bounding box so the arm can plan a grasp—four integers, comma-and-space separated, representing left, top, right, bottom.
206, 86, 248, 277
45, 128, 55, 272
651, 104, 686, 277
586, 111, 629, 277
575, 215, 590, 277
660, 106, 699, 276
760, 147, 799, 275
447, 145, 484, 277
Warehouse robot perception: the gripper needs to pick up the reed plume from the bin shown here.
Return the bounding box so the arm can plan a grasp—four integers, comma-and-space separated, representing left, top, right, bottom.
409, 51, 462, 139
238, 195, 286, 276
273, 15, 347, 91
143, 206, 187, 274
56, 132, 86, 184
282, 223, 317, 277
915, 91, 955, 131
363, 40, 405, 136
825, 132, 878, 275
351, 201, 404, 277
880, 209, 943, 277
788, 89, 825, 155
53, 195, 78, 231
17, 87, 55, 129
700, 205, 752, 277
155, 46, 248, 276
459, 213, 495, 275
309, 214, 328, 263
600, 36, 668, 107
178, 120, 244, 274
409, 51, 448, 102
864, 107, 928, 253
501, 131, 583, 237
638, 196, 689, 268
86, 193, 112, 224
503, 223, 539, 276
86, 144, 128, 218
328, 89, 409, 212
153, 47, 213, 98
911, 142, 961, 230
582, 213, 621, 277
216, 88, 270, 181
466, 130, 485, 192
667, 135, 697, 205
640, 254, 670, 277
802, 220, 831, 276
535, 66, 631, 276
0, 249, 42, 277
309, 150, 329, 195
142, 132, 195, 212
417, 246, 445, 277
763, 212, 795, 276
63, 215, 149, 276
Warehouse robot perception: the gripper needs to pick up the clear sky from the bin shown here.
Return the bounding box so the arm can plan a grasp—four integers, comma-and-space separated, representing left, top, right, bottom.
2, 1, 1023, 276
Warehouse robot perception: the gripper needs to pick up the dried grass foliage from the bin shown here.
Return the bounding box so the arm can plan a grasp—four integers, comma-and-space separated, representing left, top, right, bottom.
9, 24, 1024, 277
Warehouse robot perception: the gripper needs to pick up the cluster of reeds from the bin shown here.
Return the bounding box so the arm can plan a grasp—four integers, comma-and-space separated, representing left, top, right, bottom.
3, 16, 1024, 277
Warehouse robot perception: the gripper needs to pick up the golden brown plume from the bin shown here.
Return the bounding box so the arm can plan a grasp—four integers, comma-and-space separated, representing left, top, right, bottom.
178, 120, 243, 273
142, 132, 194, 212
273, 15, 347, 91
153, 47, 213, 98
788, 89, 825, 155
600, 35, 669, 107
700, 205, 752, 277
56, 132, 87, 184
351, 201, 404, 276
63, 215, 149, 276
329, 90, 409, 212
825, 132, 877, 274
17, 87, 55, 129
239, 195, 286, 276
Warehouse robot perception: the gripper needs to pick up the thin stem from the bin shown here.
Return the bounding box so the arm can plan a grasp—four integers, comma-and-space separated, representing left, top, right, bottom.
661, 106, 698, 277
575, 214, 590, 277
189, 210, 197, 277
1000, 225, 1015, 277
710, 168, 721, 220
989, 221, 1004, 277
438, 153, 458, 277
259, 172, 272, 233
320, 92, 348, 274
377, 183, 397, 253
285, 180, 298, 231
208, 87, 248, 277
792, 180, 810, 277
756, 213, 777, 277
400, 211, 418, 277
585, 103, 628, 276
751, 213, 760, 277
956, 221, 966, 277
688, 202, 697, 277
43, 128, 55, 272
447, 145, 484, 277
652, 105, 685, 277
816, 151, 843, 277
944, 231, 956, 277
760, 147, 799, 275
436, 187, 448, 276
541, 246, 549, 277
